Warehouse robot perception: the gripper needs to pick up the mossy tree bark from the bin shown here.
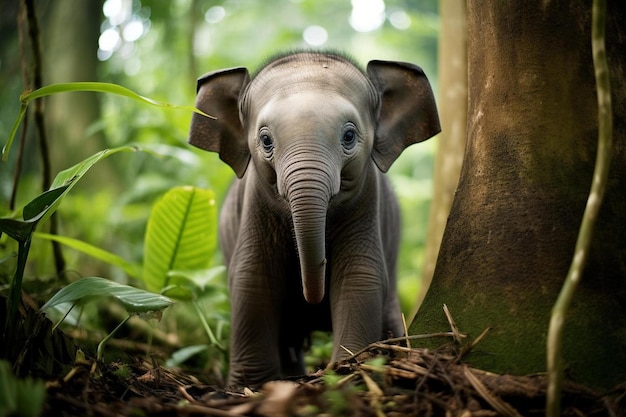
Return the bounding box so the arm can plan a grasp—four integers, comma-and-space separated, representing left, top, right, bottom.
411, 0, 626, 390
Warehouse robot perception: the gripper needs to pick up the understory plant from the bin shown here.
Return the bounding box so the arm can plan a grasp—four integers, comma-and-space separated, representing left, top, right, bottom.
1, 82, 227, 369
38, 185, 229, 358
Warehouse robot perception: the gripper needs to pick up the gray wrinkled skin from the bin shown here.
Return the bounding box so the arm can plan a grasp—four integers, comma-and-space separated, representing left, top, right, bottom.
189, 52, 440, 388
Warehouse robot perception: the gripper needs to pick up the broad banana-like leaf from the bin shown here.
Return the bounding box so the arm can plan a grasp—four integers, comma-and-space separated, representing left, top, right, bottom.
143, 186, 218, 297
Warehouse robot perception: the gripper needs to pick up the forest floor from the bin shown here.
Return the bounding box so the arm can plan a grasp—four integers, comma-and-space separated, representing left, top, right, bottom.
41, 341, 624, 417
5, 297, 624, 417
37, 320, 625, 417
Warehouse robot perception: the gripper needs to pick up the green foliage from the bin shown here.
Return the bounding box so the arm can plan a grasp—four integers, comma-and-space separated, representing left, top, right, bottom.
40, 276, 174, 360
166, 344, 212, 368
305, 331, 334, 371
35, 183, 228, 352
0, 138, 182, 362
0, 145, 144, 337
321, 370, 344, 387
36, 146, 146, 225
0, 359, 46, 417
143, 186, 217, 297
2, 82, 209, 161
0, 1, 439, 379
363, 356, 387, 372
320, 370, 361, 415
0, 74, 226, 372
40, 276, 173, 315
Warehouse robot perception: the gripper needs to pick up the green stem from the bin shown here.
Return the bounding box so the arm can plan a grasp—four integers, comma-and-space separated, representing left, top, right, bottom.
192, 300, 224, 350
4, 237, 32, 347
97, 315, 131, 362
546, 0, 612, 416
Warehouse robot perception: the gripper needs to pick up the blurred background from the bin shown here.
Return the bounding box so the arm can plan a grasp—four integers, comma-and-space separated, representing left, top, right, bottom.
0, 0, 440, 375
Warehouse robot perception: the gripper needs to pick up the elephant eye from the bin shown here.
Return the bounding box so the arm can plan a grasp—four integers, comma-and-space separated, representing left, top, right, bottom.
341, 127, 358, 151
259, 132, 274, 154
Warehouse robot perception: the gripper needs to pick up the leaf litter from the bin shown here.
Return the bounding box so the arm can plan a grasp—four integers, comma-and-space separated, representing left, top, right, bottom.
37, 305, 625, 417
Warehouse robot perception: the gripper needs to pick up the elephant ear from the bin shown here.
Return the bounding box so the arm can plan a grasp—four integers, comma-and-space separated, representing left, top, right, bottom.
367, 60, 441, 172
189, 67, 251, 178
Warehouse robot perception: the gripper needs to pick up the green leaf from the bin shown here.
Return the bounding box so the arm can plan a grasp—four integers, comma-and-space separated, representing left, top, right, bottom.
1, 146, 149, 336
1, 146, 144, 239
142, 186, 218, 295
3, 82, 213, 160
20, 83, 210, 117
34, 232, 141, 279
0, 146, 140, 234
49, 146, 139, 189
0, 217, 37, 243
0, 186, 69, 242
0, 360, 17, 414
40, 277, 173, 314
0, 359, 46, 417
23, 185, 71, 221
2, 103, 27, 161
166, 266, 226, 298
364, 356, 387, 372
166, 345, 209, 367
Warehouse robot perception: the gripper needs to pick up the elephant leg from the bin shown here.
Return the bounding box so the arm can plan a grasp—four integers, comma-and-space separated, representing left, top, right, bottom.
380, 228, 403, 339
383, 288, 403, 340
378, 175, 404, 338
329, 238, 387, 360
228, 272, 282, 387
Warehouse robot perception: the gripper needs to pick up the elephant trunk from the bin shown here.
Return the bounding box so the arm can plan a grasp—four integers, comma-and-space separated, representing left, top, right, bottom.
283, 165, 337, 305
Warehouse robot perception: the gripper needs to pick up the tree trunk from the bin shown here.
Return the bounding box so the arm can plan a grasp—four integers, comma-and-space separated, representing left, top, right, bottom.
415, 0, 467, 313
411, 0, 626, 390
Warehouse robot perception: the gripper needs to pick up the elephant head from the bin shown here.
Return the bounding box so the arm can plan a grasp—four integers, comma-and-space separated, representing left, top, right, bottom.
189, 52, 440, 304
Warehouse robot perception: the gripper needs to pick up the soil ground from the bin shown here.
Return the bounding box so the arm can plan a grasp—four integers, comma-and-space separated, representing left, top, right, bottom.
41, 338, 625, 416
4, 296, 625, 416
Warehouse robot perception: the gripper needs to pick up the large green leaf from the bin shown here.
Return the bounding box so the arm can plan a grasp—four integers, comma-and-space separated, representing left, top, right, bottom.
40, 277, 173, 314
142, 186, 218, 296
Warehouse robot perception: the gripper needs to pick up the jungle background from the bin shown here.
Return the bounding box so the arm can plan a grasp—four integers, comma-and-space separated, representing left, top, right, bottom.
1, 0, 439, 384
3, 1, 624, 416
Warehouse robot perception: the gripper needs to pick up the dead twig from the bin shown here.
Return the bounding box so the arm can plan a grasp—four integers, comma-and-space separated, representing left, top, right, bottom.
464, 366, 523, 417
443, 303, 464, 344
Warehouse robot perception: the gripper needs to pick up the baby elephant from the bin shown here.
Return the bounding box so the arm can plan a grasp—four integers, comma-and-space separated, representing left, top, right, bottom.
189, 52, 440, 387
